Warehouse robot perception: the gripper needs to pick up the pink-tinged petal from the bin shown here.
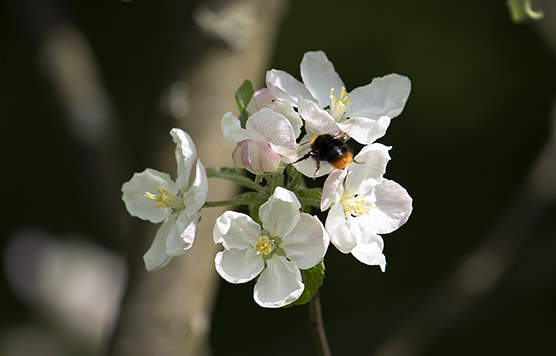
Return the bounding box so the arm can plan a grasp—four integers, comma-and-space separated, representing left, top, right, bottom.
246, 108, 298, 159
345, 143, 391, 196
166, 213, 194, 256
183, 159, 208, 216
181, 214, 199, 250
213, 211, 261, 250
249, 141, 281, 174
221, 112, 249, 143
246, 88, 274, 115
351, 239, 387, 272
298, 97, 342, 136
259, 187, 301, 238
253, 255, 304, 308
266, 100, 303, 139
370, 179, 413, 234
232, 139, 253, 172
232, 140, 281, 175
337, 116, 391, 145
170, 128, 197, 189
321, 169, 347, 211
300, 51, 345, 108
143, 217, 174, 271
121, 168, 177, 223
215, 248, 264, 284
266, 69, 315, 106
325, 204, 356, 253
281, 213, 329, 270
347, 74, 411, 120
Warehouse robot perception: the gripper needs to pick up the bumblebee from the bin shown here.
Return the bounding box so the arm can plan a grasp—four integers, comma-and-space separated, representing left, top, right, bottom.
293, 133, 354, 178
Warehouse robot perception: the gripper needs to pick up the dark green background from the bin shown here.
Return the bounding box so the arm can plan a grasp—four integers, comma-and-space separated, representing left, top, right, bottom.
1, 0, 555, 355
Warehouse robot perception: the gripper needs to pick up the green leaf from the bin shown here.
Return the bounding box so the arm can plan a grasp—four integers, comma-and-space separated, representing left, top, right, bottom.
506, 0, 544, 23
235, 80, 254, 127
296, 187, 322, 211
287, 261, 325, 307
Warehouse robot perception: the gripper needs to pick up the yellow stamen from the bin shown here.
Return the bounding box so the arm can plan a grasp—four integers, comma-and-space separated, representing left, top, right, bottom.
329, 87, 352, 122
341, 194, 374, 217
253, 236, 274, 255
144, 187, 184, 209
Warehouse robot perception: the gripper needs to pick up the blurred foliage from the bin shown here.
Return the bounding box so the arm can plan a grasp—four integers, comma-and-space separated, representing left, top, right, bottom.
507, 0, 545, 23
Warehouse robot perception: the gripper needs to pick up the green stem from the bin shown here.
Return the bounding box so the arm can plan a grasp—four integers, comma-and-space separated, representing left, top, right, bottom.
203, 198, 267, 208
205, 167, 266, 193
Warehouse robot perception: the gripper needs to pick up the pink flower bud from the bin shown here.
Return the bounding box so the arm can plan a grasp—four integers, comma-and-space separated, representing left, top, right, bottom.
232, 139, 281, 175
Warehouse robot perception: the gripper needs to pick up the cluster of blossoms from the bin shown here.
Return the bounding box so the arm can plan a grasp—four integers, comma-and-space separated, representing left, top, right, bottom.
122, 51, 412, 308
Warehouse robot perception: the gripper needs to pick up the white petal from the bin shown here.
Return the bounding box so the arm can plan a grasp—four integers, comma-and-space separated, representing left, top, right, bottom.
266, 100, 303, 139
351, 238, 387, 272
253, 255, 304, 308
183, 160, 208, 216
321, 169, 347, 211
166, 213, 199, 255
181, 214, 199, 250
121, 168, 176, 223
246, 88, 274, 115
213, 211, 261, 250
298, 97, 342, 136
245, 108, 298, 159
300, 51, 345, 108
325, 204, 356, 253
143, 218, 174, 271
259, 187, 301, 238
166, 212, 196, 256
281, 213, 329, 270
170, 128, 197, 189
221, 112, 249, 143
266, 69, 315, 105
215, 248, 264, 284
347, 74, 411, 120
248, 140, 281, 173
345, 143, 391, 195
292, 155, 334, 179
338, 116, 391, 145
368, 179, 413, 234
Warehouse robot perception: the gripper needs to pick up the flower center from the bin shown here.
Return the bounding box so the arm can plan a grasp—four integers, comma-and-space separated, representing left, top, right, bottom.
341, 194, 374, 218
144, 187, 184, 210
329, 87, 351, 122
253, 235, 275, 256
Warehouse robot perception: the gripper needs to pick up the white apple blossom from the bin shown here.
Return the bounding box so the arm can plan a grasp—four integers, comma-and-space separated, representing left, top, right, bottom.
213, 187, 329, 308
246, 88, 303, 138
321, 143, 412, 271
266, 50, 411, 146
221, 108, 299, 174
121, 128, 208, 271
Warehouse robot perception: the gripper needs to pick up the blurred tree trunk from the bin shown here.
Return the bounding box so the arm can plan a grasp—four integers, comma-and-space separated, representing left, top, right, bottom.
108, 1, 287, 355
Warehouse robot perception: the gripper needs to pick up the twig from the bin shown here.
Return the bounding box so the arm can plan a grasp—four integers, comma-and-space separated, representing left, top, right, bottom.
308, 293, 332, 356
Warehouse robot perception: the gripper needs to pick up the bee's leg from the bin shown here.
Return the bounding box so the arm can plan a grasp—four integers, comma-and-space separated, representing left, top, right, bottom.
353, 158, 364, 164
292, 151, 313, 164
312, 160, 321, 180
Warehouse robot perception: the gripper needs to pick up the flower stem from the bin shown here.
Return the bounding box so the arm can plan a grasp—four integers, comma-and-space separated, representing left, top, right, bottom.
203, 198, 267, 208
205, 167, 266, 193
308, 293, 332, 356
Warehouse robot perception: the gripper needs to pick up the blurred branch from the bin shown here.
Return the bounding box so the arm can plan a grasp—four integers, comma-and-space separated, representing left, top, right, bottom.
309, 294, 332, 356
9, 0, 129, 248
374, 100, 556, 356
107, 1, 287, 355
